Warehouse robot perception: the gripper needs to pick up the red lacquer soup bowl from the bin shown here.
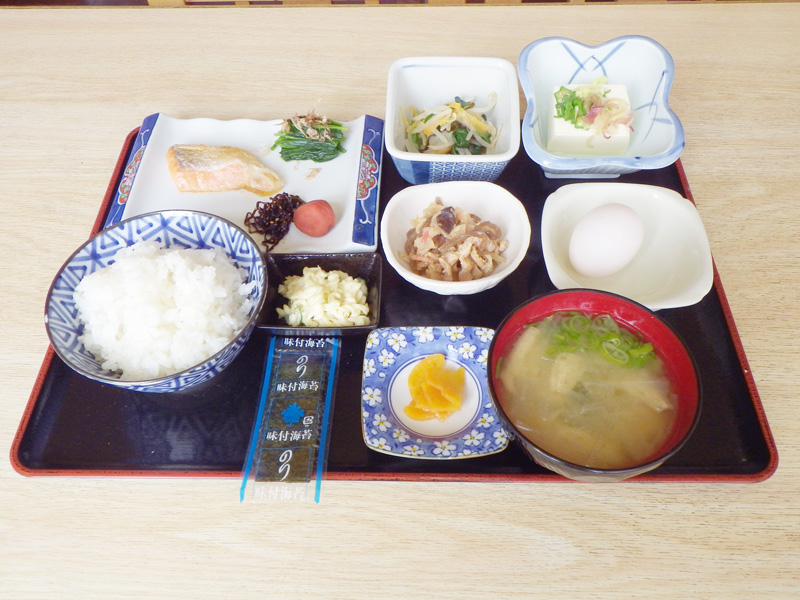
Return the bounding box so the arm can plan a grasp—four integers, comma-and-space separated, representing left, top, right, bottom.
488, 289, 701, 482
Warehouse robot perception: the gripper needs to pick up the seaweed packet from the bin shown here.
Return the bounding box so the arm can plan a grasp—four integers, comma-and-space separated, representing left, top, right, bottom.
240, 336, 340, 503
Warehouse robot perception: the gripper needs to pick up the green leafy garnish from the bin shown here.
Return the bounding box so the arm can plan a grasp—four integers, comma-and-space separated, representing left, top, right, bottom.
451, 127, 484, 155
272, 113, 347, 163
452, 127, 470, 148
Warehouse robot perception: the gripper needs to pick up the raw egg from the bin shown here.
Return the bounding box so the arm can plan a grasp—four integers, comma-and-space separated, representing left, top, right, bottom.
568, 203, 644, 278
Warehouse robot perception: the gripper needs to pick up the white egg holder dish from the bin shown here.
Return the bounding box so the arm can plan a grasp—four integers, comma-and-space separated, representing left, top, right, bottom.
541, 183, 714, 311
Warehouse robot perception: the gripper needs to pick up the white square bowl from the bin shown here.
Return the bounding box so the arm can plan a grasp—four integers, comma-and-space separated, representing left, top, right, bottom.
385, 56, 520, 185
518, 36, 685, 179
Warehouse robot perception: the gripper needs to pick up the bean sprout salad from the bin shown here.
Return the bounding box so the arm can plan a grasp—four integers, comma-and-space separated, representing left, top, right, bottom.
400, 94, 500, 155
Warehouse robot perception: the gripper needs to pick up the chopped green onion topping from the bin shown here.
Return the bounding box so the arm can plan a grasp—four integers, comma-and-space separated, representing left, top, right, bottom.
539, 311, 656, 368
554, 87, 588, 127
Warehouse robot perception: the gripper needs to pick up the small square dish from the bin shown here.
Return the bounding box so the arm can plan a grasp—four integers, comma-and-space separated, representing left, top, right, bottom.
384, 56, 520, 185
259, 253, 381, 336
105, 112, 384, 253
517, 36, 684, 178
361, 326, 509, 459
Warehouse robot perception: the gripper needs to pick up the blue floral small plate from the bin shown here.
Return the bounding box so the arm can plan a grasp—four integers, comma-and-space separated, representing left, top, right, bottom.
361, 326, 509, 460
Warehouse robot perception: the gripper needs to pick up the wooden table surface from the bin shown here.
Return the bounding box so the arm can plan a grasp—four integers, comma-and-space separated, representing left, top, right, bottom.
2, 4, 799, 598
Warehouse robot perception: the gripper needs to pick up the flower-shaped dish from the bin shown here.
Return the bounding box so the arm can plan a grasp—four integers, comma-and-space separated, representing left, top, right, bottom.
258, 252, 382, 336
541, 183, 713, 310
44, 210, 266, 393
518, 35, 684, 178
361, 326, 509, 459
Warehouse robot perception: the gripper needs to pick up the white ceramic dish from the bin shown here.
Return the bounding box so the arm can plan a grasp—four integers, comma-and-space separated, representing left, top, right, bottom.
361, 326, 509, 459
106, 112, 384, 253
380, 180, 531, 295
518, 36, 684, 179
384, 56, 520, 185
541, 183, 713, 310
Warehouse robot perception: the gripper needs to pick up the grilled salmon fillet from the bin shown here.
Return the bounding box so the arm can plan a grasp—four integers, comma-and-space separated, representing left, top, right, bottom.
166, 144, 284, 196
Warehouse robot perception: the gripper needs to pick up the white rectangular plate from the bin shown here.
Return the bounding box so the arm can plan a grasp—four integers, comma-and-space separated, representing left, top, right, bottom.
105, 112, 384, 253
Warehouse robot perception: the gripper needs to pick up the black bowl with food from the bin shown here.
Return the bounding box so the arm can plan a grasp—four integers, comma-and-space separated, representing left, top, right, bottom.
258, 253, 382, 336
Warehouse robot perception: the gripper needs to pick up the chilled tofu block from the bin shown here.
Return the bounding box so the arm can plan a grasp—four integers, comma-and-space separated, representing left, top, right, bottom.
546, 84, 632, 156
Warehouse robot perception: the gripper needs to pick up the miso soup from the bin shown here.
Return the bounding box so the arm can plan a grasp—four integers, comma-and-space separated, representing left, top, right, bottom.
496, 311, 677, 470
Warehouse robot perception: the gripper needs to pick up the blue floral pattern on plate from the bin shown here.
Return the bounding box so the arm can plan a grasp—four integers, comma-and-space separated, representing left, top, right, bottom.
361, 326, 509, 460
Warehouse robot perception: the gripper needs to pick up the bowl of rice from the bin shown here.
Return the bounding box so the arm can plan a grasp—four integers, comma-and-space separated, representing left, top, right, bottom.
44, 210, 267, 393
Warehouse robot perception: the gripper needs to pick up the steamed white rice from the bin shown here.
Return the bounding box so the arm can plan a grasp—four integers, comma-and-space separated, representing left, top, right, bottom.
74, 240, 256, 381
276, 266, 369, 327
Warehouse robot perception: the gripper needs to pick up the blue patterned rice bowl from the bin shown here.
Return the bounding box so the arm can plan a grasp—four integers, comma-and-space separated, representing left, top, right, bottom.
44, 210, 266, 393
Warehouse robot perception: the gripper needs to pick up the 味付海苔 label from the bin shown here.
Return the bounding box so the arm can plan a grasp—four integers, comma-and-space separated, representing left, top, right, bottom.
240, 336, 340, 503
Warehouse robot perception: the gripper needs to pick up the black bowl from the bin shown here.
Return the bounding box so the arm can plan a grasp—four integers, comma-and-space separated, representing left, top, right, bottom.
257, 253, 381, 336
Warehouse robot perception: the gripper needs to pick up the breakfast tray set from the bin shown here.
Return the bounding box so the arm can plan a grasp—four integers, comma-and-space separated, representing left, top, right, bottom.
11, 124, 778, 482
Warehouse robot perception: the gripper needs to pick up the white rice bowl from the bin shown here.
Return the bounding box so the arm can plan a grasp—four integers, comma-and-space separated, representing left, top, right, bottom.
73, 241, 256, 381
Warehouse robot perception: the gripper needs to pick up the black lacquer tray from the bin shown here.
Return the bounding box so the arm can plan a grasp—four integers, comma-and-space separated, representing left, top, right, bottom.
11, 129, 778, 481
